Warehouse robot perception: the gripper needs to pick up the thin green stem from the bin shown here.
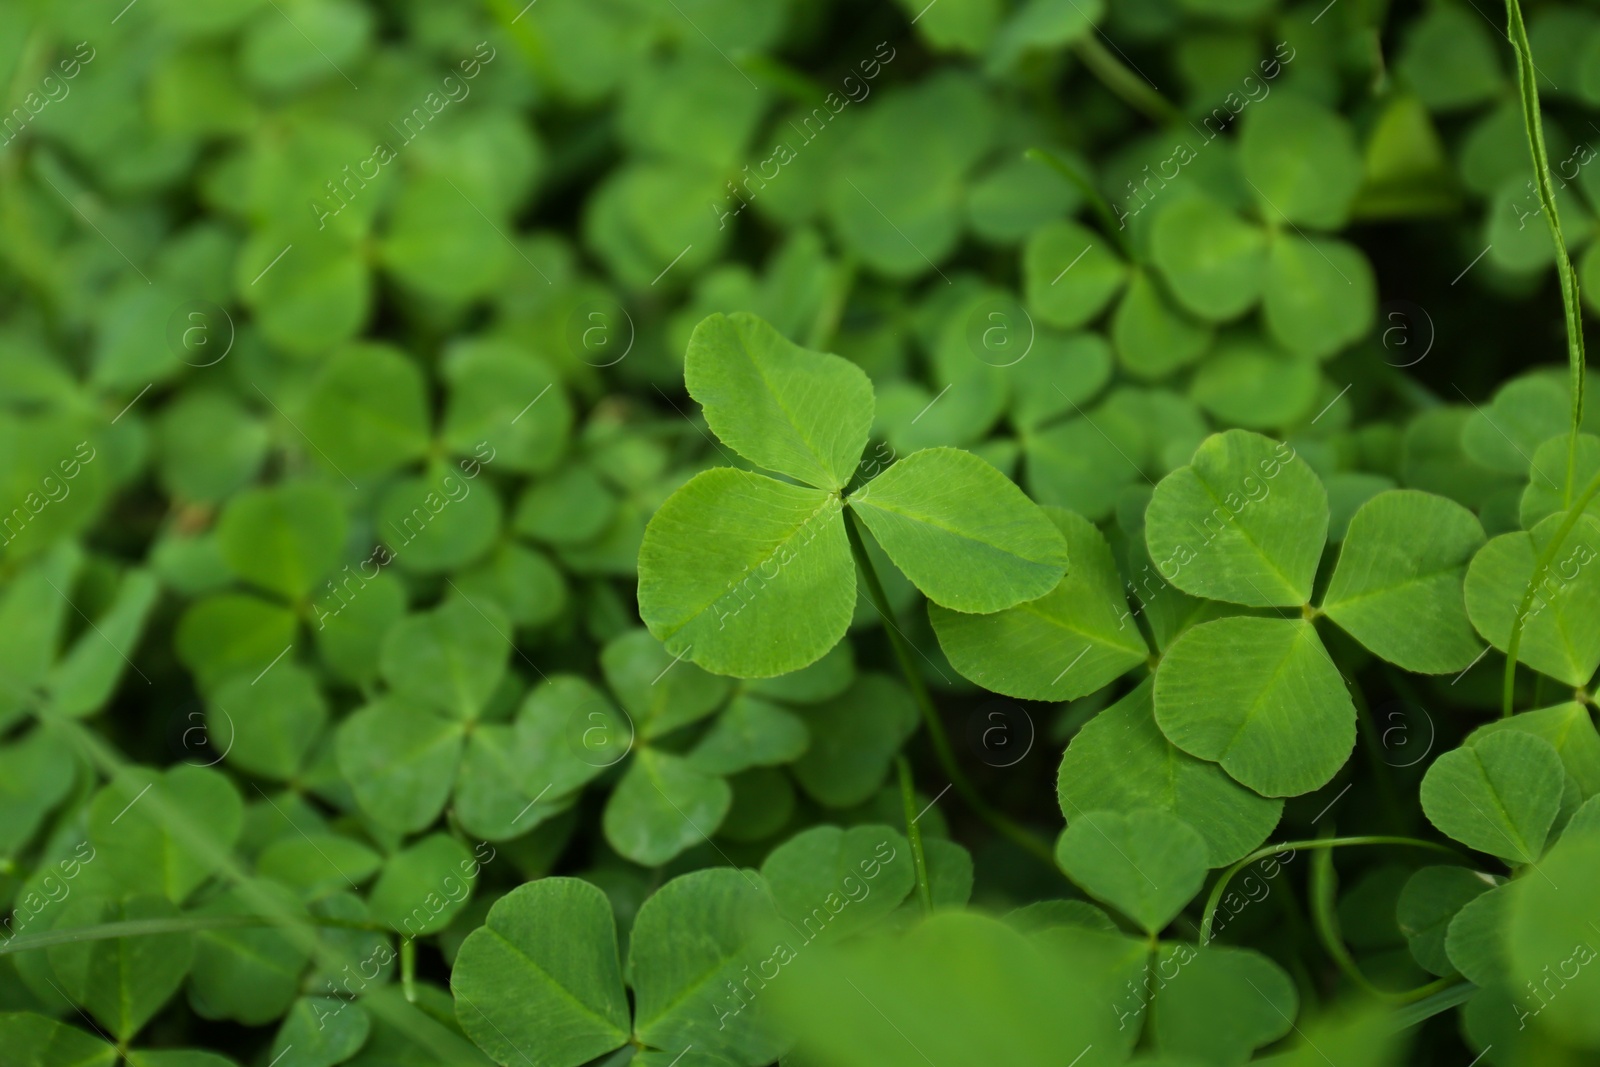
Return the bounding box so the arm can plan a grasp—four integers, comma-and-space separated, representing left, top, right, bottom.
897, 755, 933, 914
1024, 147, 1135, 260
843, 509, 1059, 871
1070, 38, 1186, 128
401, 936, 418, 1002
0, 913, 386, 958
1503, 464, 1600, 715
1307, 834, 1452, 1004
1200, 835, 1459, 948
1504, 0, 1585, 496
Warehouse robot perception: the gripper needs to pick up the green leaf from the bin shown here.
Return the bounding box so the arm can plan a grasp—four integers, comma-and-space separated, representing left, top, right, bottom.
87, 766, 244, 904
629, 868, 789, 1065
451, 879, 630, 1067
216, 482, 344, 602
1506, 822, 1600, 1045
1150, 195, 1267, 321
1445, 880, 1513, 988
375, 463, 504, 574
761, 825, 913, 942
301, 343, 430, 480
772, 912, 1145, 1067
514, 675, 629, 801
1396, 866, 1492, 977
1144, 429, 1329, 608
1154, 616, 1356, 797
638, 468, 853, 678
47, 895, 193, 1042
1464, 511, 1600, 686
256, 834, 381, 895
270, 997, 371, 1067
1240, 94, 1363, 229
207, 664, 326, 781
689, 695, 810, 775
929, 507, 1146, 700
335, 699, 463, 833
380, 598, 509, 721
1469, 702, 1600, 799
0, 729, 76, 855
1057, 680, 1283, 867
602, 748, 731, 866
600, 628, 732, 740
45, 569, 160, 718
1054, 808, 1208, 934
1149, 944, 1297, 1063
685, 312, 873, 491
1022, 219, 1127, 329
1421, 730, 1564, 863
1521, 433, 1600, 527
0, 1013, 116, 1067
175, 594, 298, 691
791, 674, 919, 808
849, 447, 1068, 613
1260, 235, 1376, 359
1321, 489, 1487, 673
441, 343, 572, 476
187, 881, 311, 1025
369, 834, 474, 937
1110, 270, 1214, 381
1190, 338, 1320, 431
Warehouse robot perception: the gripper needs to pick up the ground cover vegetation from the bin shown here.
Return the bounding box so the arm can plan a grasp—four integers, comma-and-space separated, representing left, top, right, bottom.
2, 0, 1600, 1063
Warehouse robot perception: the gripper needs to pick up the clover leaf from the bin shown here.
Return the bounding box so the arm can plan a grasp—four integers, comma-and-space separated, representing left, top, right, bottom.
640, 313, 1066, 678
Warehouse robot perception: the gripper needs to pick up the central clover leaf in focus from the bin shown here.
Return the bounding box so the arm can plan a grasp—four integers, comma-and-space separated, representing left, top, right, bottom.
638, 312, 1069, 677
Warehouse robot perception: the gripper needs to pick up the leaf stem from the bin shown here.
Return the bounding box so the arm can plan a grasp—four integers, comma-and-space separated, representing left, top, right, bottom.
1024, 146, 1135, 261
401, 936, 418, 1002
1070, 39, 1187, 128
0, 913, 387, 958
843, 509, 1060, 871
897, 755, 934, 914
1504, 0, 1585, 496
1308, 832, 1448, 1003
1199, 835, 1458, 950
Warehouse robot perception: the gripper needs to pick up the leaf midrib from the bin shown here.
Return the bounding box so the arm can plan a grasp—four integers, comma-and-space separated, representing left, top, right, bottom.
478, 925, 628, 1038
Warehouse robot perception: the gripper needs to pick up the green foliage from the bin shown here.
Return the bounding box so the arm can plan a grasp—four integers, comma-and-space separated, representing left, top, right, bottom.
6, 1, 1600, 1063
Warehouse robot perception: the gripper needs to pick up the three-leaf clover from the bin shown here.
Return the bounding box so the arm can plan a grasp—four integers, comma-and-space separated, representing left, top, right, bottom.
1144, 430, 1485, 797
638, 311, 1069, 677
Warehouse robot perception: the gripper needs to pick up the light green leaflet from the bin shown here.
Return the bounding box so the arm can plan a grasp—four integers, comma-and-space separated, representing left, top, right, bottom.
1469, 702, 1600, 799
640, 314, 1066, 677
1150, 194, 1267, 321
1507, 820, 1600, 1047
930, 507, 1146, 700
601, 748, 732, 867
638, 468, 854, 678
1464, 511, 1600, 686
87, 766, 244, 904
1054, 808, 1208, 934
760, 825, 914, 942
685, 311, 873, 491
451, 879, 631, 1067
1321, 489, 1487, 673
1144, 429, 1328, 608
47, 896, 194, 1043
850, 447, 1069, 614
1421, 730, 1564, 864
1149, 945, 1297, 1064
216, 481, 344, 602
629, 868, 790, 1065
1057, 680, 1282, 867
1154, 617, 1355, 797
